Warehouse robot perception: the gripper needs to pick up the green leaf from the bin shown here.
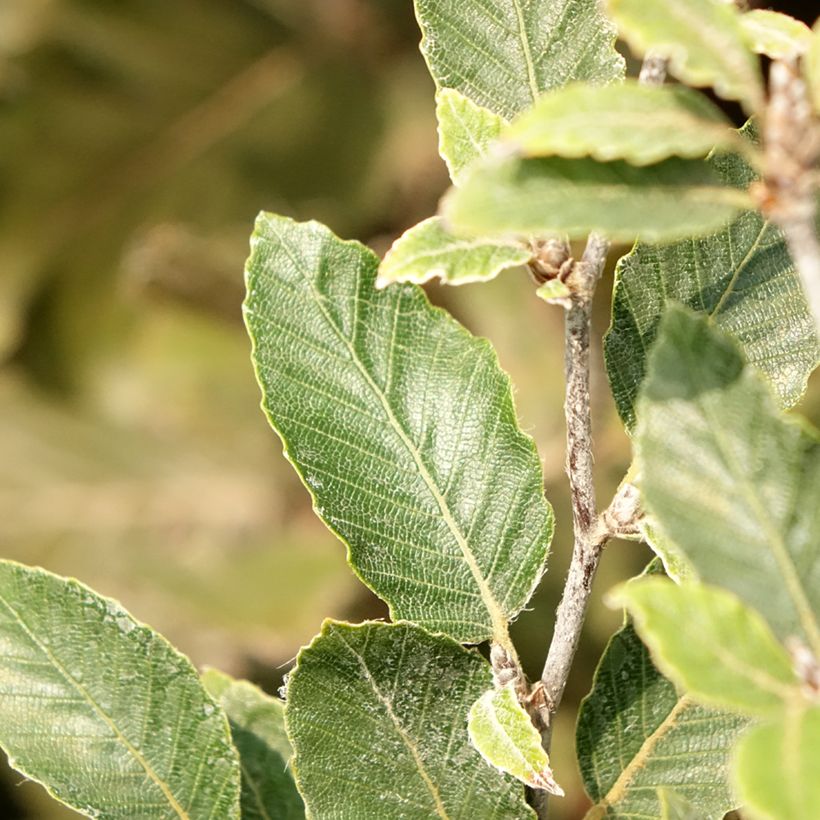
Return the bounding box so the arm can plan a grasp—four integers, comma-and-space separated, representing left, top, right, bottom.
285, 620, 535, 819
414, 0, 624, 121
578, 618, 747, 818
244, 214, 553, 645
507, 81, 745, 165
614, 578, 802, 717
658, 789, 702, 820
202, 670, 304, 820
376, 216, 530, 288
467, 685, 563, 795
605, 125, 818, 429
808, 22, 820, 113
436, 90, 507, 185
640, 520, 695, 583
733, 705, 820, 820
636, 307, 820, 655
0, 560, 240, 819
606, 0, 764, 113
442, 156, 751, 243
740, 10, 812, 60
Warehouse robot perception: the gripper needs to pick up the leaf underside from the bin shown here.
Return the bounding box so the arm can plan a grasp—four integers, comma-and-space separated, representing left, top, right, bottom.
605, 123, 819, 430
636, 307, 820, 652
244, 214, 553, 644
285, 621, 534, 820
0, 561, 241, 820
577, 618, 747, 819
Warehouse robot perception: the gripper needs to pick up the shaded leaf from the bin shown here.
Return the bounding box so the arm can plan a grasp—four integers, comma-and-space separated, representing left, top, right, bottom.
436, 90, 507, 185
740, 10, 812, 60
244, 214, 553, 645
285, 620, 535, 819
415, 0, 624, 120
508, 81, 745, 165
442, 155, 751, 243
468, 685, 563, 795
377, 217, 530, 288
733, 705, 820, 820
658, 789, 702, 820
202, 670, 304, 820
636, 307, 820, 654
604, 124, 818, 429
0, 560, 240, 819
606, 0, 764, 112
614, 578, 802, 716
578, 618, 747, 819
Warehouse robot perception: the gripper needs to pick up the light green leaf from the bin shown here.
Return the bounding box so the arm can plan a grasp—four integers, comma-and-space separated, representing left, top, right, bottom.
414, 0, 624, 121
442, 155, 751, 243
536, 278, 572, 307
507, 81, 746, 165
733, 705, 820, 820
614, 578, 802, 716
436, 89, 507, 185
202, 670, 304, 820
606, 0, 764, 112
0, 560, 240, 819
658, 789, 703, 820
605, 124, 818, 429
636, 307, 820, 655
578, 618, 747, 818
468, 685, 563, 795
377, 216, 530, 288
285, 621, 535, 820
244, 214, 553, 645
740, 10, 812, 60
640, 520, 695, 583
808, 21, 820, 113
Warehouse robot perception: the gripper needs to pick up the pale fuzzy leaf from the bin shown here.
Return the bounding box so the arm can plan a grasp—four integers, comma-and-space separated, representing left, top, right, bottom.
733, 705, 820, 820
285, 621, 535, 819
658, 789, 703, 820
202, 670, 304, 820
442, 156, 751, 243
640, 520, 695, 583
376, 216, 530, 288
436, 89, 507, 185
614, 578, 802, 717
536, 278, 572, 307
415, 0, 624, 120
578, 618, 747, 819
468, 685, 563, 795
507, 81, 746, 165
636, 307, 820, 653
244, 214, 553, 644
808, 21, 820, 113
605, 123, 819, 429
740, 10, 812, 60
606, 0, 764, 112
0, 560, 241, 819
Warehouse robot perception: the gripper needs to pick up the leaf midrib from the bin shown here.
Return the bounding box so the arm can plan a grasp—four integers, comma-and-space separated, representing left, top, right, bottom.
0, 592, 190, 819
269, 222, 512, 647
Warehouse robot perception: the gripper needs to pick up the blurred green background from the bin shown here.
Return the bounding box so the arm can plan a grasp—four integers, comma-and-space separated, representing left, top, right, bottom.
1, 1, 817, 817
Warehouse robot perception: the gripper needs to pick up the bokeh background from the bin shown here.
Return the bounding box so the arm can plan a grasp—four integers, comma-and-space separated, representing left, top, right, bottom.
1, 1, 817, 817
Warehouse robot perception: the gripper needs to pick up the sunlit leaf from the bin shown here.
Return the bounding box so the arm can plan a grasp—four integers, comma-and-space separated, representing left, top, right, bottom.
202, 669, 304, 820
377, 217, 530, 288
436, 90, 507, 185
733, 705, 820, 820
468, 685, 563, 794
658, 789, 702, 820
285, 621, 534, 819
507, 81, 746, 165
636, 307, 820, 654
0, 560, 240, 819
414, 0, 624, 120
605, 123, 818, 429
740, 10, 812, 60
606, 0, 764, 112
442, 155, 751, 243
578, 615, 746, 818
245, 214, 553, 645
614, 578, 802, 717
